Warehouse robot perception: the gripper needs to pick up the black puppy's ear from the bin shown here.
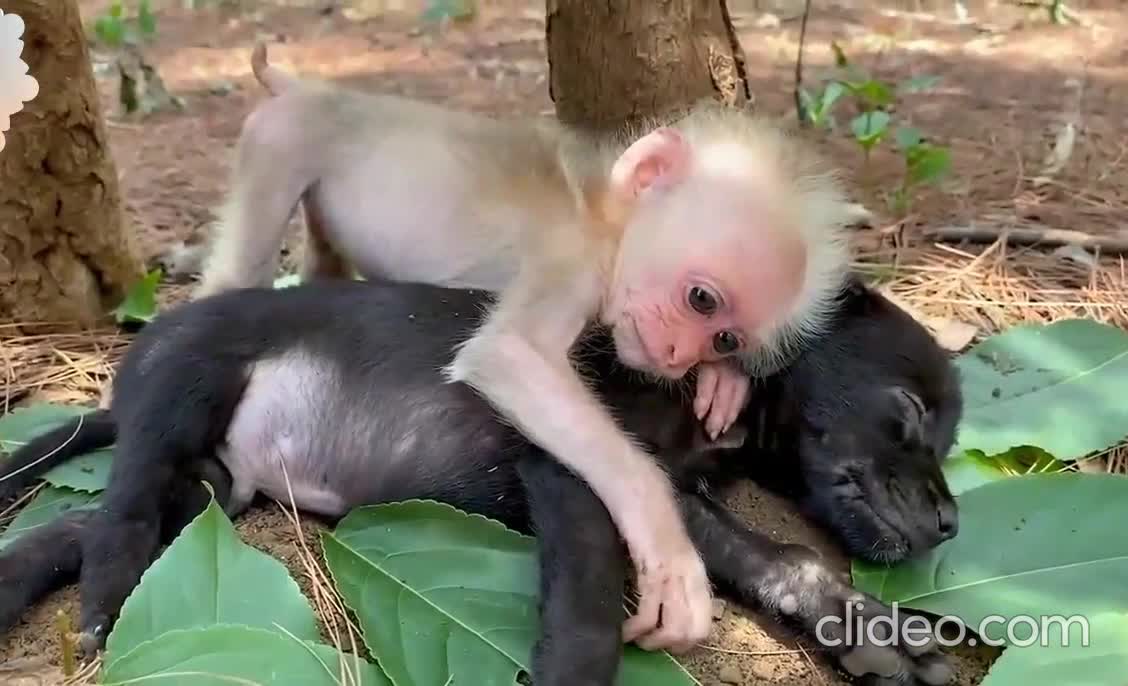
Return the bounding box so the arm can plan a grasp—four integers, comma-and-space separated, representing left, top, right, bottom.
884, 386, 927, 446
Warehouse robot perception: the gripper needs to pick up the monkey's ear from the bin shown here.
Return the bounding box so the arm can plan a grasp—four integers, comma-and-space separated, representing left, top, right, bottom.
885, 386, 927, 446
610, 127, 691, 198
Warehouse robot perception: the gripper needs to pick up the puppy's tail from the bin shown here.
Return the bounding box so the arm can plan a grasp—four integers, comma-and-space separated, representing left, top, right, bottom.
0, 409, 116, 500
251, 42, 299, 96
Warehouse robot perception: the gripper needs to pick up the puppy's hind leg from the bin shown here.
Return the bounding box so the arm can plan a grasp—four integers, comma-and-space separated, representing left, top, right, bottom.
76, 368, 247, 653
517, 452, 628, 686
0, 509, 93, 633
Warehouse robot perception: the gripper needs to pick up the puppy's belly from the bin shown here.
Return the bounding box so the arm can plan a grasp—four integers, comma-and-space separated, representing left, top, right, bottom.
220, 350, 359, 517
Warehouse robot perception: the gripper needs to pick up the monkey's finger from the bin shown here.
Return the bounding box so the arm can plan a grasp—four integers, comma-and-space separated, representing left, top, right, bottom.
720, 376, 747, 434
622, 580, 662, 643
694, 366, 719, 420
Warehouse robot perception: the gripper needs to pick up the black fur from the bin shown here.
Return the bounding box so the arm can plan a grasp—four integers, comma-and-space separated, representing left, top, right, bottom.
0, 278, 961, 685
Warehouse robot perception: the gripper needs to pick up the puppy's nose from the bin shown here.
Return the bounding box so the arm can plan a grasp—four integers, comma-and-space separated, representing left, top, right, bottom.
936, 499, 959, 541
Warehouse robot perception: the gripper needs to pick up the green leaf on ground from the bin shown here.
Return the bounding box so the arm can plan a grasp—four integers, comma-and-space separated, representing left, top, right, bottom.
0, 486, 98, 551
952, 319, 1128, 459
101, 625, 391, 686
113, 267, 162, 324
942, 446, 1068, 496
852, 473, 1128, 647
979, 613, 1128, 686
323, 500, 697, 686
0, 403, 112, 492
105, 498, 321, 664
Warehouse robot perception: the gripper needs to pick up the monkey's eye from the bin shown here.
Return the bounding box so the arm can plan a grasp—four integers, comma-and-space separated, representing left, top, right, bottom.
713, 331, 740, 355
687, 286, 718, 315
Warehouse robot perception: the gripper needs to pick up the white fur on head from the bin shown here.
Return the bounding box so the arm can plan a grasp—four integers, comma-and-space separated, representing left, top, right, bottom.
665, 103, 854, 378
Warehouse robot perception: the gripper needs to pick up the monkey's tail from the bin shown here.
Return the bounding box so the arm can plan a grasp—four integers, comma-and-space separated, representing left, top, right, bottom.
251, 42, 299, 96
0, 410, 116, 500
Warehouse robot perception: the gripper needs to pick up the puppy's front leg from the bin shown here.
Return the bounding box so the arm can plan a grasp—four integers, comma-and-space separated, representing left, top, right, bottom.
680, 495, 955, 686
518, 452, 628, 686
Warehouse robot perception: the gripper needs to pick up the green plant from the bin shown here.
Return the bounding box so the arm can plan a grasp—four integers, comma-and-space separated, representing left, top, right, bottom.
112, 267, 162, 324
887, 126, 952, 214
92, 0, 158, 48
805, 43, 952, 215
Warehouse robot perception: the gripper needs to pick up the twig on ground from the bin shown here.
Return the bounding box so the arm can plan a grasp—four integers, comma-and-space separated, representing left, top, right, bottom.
922, 224, 1128, 254
792, 0, 813, 126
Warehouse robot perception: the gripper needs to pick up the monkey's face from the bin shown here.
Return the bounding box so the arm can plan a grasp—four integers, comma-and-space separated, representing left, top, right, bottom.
795, 386, 961, 565
607, 207, 808, 381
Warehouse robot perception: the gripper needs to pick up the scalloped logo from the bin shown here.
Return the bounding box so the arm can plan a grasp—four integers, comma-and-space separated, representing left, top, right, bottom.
0, 9, 40, 153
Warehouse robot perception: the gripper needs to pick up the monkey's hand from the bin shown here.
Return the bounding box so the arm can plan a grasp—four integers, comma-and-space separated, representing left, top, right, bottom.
693, 360, 750, 440
620, 529, 714, 654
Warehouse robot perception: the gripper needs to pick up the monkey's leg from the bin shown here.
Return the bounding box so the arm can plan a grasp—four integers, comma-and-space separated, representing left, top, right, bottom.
0, 509, 92, 633
196, 104, 320, 297
517, 453, 627, 686
680, 495, 954, 686
299, 187, 352, 283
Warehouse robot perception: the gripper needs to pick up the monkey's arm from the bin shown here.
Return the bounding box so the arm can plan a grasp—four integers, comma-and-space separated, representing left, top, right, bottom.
445, 267, 712, 653
680, 495, 954, 686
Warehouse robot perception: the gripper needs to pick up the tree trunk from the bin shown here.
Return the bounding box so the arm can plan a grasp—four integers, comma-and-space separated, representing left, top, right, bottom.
0, 0, 142, 328
545, 0, 751, 133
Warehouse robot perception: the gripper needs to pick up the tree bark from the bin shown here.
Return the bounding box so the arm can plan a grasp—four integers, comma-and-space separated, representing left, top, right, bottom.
0, 0, 142, 328
545, 0, 751, 133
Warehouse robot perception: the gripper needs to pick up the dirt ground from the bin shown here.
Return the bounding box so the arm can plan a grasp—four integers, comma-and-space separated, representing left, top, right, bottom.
4, 0, 1128, 683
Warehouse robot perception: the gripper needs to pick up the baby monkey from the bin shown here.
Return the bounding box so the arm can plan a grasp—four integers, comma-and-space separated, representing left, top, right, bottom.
193, 44, 856, 653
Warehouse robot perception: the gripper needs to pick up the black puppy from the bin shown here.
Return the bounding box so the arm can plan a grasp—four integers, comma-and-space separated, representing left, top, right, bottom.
0, 278, 961, 686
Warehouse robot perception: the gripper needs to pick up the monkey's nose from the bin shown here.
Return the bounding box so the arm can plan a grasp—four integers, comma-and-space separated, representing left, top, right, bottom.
664, 343, 697, 369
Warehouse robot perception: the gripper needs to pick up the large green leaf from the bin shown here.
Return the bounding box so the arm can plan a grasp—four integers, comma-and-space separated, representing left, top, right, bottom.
101, 625, 391, 686
0, 403, 113, 492
853, 474, 1128, 646
979, 612, 1128, 686
953, 319, 1128, 459
0, 485, 98, 551
105, 498, 321, 663
323, 500, 697, 686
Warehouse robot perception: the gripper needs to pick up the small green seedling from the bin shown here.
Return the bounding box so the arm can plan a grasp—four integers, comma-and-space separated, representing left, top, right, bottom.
93, 0, 158, 48
798, 81, 845, 129
888, 126, 952, 215
112, 267, 162, 325
850, 110, 890, 161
